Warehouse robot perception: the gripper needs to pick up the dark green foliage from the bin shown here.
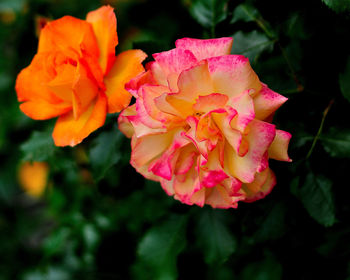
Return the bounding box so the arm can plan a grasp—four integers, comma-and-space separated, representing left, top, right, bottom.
231, 3, 260, 23
20, 131, 57, 162
1, 0, 350, 279
88, 129, 123, 181
292, 165, 336, 227
195, 208, 236, 264
240, 253, 282, 280
189, 0, 228, 30
339, 56, 350, 103
320, 127, 350, 157
136, 215, 187, 280
230, 30, 274, 63
322, 0, 350, 12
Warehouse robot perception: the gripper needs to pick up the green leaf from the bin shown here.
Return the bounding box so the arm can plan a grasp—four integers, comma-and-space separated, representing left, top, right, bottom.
322, 0, 350, 13
195, 208, 236, 264
82, 224, 100, 252
137, 215, 187, 280
231, 30, 274, 63
88, 129, 123, 181
22, 267, 71, 280
43, 227, 70, 257
231, 3, 259, 23
231, 4, 276, 39
339, 56, 350, 102
189, 0, 228, 29
252, 203, 286, 243
320, 127, 350, 157
240, 254, 282, 280
0, 0, 26, 12
20, 131, 57, 162
296, 166, 336, 227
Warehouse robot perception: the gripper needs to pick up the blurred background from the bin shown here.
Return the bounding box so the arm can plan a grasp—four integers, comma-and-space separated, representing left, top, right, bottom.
1, 0, 350, 279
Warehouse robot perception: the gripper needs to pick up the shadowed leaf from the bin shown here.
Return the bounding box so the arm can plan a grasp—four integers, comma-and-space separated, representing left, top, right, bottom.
137, 215, 187, 280
195, 208, 236, 264
189, 0, 228, 29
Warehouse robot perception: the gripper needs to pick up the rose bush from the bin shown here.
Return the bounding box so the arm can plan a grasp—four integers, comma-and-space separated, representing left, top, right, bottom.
119, 37, 291, 208
15, 5, 146, 146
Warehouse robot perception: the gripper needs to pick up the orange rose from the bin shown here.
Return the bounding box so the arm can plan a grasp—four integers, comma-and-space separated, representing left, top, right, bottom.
15, 6, 146, 146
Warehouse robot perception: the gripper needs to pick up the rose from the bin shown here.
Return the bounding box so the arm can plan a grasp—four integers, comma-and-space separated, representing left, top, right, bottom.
119, 37, 291, 208
16, 5, 146, 146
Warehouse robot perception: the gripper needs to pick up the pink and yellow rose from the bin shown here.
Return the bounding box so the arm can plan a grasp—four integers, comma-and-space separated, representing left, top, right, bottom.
119, 37, 291, 208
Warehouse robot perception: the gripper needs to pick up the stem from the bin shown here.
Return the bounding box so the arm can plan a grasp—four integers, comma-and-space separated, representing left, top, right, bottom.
305, 99, 334, 160
241, 5, 275, 39
211, 25, 215, 38
280, 86, 304, 95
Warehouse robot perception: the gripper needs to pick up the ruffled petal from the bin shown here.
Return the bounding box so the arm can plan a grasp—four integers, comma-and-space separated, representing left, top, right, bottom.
130, 129, 177, 169
207, 55, 261, 97
148, 130, 190, 180
176, 61, 213, 103
38, 16, 99, 58
228, 90, 255, 132
193, 93, 228, 114
86, 5, 118, 75
52, 92, 107, 146
138, 85, 173, 125
48, 61, 99, 119
204, 185, 239, 209
19, 100, 71, 120
254, 85, 288, 121
153, 48, 197, 91
15, 53, 62, 104
243, 168, 276, 202
118, 104, 136, 138
175, 37, 233, 61
268, 129, 292, 162
104, 49, 147, 113
225, 119, 276, 183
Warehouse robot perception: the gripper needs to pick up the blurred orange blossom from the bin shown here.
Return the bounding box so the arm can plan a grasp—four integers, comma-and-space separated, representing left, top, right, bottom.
18, 161, 49, 198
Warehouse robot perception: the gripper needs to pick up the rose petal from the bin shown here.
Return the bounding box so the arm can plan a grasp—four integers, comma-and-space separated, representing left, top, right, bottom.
138, 85, 176, 126
268, 129, 292, 162
16, 53, 63, 104
149, 131, 190, 180
38, 15, 99, 58
118, 104, 136, 138
19, 100, 71, 120
207, 55, 261, 97
228, 90, 255, 132
125, 70, 156, 97
224, 119, 276, 183
204, 186, 239, 209
173, 168, 202, 204
104, 49, 147, 113
48, 61, 99, 119
86, 5, 118, 75
243, 168, 276, 202
193, 93, 228, 114
176, 61, 213, 103
130, 129, 177, 168
175, 37, 233, 61
52, 92, 107, 146
153, 48, 197, 91
254, 85, 288, 121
